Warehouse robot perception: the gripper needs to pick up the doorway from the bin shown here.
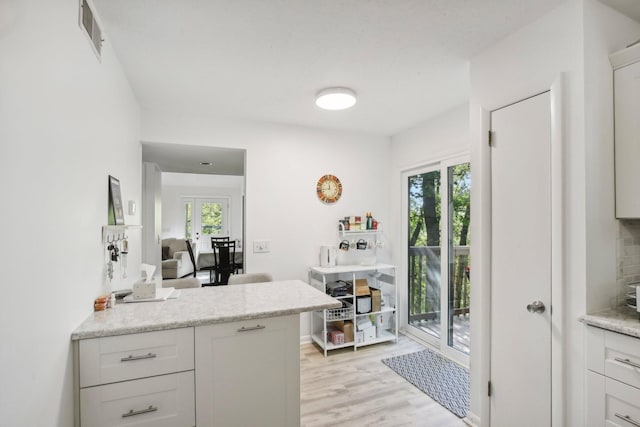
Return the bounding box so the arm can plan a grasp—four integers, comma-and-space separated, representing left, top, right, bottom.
141, 142, 246, 271
403, 155, 471, 364
489, 91, 551, 426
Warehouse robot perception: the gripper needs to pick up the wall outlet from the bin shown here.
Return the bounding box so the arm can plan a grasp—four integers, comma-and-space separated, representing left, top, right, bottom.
253, 240, 270, 253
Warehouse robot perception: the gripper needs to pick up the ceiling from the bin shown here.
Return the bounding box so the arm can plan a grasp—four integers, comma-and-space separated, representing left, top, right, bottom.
93, 0, 569, 137
95, 1, 640, 175
142, 142, 245, 175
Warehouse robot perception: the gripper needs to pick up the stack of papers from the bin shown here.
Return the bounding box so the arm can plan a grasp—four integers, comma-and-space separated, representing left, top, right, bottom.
123, 287, 180, 303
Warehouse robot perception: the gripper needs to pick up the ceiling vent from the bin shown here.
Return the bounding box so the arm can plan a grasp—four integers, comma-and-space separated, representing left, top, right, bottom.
79, 0, 103, 60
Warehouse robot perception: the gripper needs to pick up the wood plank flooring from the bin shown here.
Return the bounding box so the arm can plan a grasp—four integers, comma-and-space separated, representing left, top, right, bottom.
300, 334, 468, 427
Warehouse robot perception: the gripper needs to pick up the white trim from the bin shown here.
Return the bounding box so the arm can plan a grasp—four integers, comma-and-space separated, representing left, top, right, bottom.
550, 73, 565, 427
471, 106, 492, 427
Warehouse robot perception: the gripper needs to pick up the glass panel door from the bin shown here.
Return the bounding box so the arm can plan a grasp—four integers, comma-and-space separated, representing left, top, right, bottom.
404, 157, 470, 362
407, 168, 442, 340
183, 198, 229, 251
447, 162, 471, 355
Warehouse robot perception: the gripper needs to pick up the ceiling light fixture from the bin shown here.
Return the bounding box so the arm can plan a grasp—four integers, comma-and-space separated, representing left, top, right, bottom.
315, 87, 357, 110
200, 162, 213, 166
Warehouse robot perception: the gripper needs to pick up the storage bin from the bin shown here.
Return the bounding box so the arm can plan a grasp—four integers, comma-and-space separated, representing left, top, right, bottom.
327, 330, 344, 345
356, 296, 371, 314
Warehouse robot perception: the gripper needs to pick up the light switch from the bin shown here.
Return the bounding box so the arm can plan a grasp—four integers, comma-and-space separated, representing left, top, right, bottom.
253, 240, 270, 253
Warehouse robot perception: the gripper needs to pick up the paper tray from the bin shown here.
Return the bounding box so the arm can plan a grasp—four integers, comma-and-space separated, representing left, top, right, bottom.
123, 287, 180, 303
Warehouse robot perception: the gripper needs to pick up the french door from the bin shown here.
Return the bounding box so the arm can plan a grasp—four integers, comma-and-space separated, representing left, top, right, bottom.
182, 197, 230, 251
402, 155, 471, 363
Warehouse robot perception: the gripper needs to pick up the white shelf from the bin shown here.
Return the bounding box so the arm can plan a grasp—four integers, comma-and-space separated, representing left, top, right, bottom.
310, 263, 395, 275
308, 263, 398, 357
355, 307, 396, 317
311, 333, 354, 351
355, 330, 396, 348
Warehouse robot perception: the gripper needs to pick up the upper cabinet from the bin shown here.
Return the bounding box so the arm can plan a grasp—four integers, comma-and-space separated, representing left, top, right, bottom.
611, 43, 640, 219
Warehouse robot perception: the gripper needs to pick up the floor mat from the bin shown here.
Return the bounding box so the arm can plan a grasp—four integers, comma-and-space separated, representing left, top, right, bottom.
382, 348, 470, 418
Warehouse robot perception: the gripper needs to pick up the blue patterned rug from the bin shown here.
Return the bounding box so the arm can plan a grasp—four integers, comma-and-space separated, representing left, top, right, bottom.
382, 348, 470, 418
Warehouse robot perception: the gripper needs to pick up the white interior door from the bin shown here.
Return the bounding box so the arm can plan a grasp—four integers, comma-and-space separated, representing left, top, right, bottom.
490, 91, 551, 426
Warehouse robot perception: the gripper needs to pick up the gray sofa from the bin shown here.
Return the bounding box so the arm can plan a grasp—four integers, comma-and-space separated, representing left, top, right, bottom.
161, 238, 196, 279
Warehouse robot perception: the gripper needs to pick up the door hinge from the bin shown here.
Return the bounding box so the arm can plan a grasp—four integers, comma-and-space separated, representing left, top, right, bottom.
488, 380, 492, 396
488, 130, 494, 147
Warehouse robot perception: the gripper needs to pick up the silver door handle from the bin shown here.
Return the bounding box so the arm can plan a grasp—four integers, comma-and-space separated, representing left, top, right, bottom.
526, 300, 546, 313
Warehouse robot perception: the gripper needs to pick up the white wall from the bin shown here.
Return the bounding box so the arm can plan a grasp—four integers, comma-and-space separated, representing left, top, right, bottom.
469, 0, 640, 425
161, 173, 244, 244
0, 1, 141, 425
142, 113, 391, 338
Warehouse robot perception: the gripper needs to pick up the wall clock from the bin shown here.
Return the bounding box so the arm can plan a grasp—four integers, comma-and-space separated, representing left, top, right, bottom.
317, 174, 342, 204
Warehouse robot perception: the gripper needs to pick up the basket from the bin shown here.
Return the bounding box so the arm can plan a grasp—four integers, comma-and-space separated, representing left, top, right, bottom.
326, 301, 353, 321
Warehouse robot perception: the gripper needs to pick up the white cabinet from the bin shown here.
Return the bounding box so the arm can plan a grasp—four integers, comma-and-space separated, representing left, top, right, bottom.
586, 326, 640, 427
75, 328, 195, 427
309, 264, 398, 357
195, 315, 300, 427
611, 44, 640, 218
80, 371, 195, 427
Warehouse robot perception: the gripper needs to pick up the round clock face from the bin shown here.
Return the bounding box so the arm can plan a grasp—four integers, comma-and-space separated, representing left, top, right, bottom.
317, 174, 342, 204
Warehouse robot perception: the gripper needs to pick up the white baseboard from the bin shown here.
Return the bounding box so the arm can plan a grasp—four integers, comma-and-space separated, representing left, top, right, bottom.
464, 412, 480, 426
300, 334, 311, 345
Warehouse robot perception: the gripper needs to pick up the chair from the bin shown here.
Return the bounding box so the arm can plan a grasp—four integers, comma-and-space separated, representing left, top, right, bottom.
213, 240, 236, 285
161, 238, 196, 279
228, 273, 273, 285
185, 239, 196, 278
210, 236, 230, 246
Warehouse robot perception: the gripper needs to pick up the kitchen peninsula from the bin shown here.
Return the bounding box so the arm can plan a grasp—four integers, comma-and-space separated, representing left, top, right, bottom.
71, 280, 340, 427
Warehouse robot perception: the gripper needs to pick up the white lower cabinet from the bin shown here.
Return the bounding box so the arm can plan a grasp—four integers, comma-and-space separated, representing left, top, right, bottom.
75, 328, 195, 427
586, 326, 640, 427
80, 371, 195, 427
195, 314, 300, 427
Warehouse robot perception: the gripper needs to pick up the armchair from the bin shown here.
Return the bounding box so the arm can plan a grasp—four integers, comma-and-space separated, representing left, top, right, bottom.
161, 238, 196, 279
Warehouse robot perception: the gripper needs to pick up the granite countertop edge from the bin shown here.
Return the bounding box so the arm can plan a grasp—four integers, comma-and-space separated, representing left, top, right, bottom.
580, 305, 640, 338
71, 280, 341, 341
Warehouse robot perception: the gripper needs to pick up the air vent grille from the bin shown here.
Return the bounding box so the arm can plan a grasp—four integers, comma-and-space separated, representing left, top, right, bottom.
80, 0, 102, 59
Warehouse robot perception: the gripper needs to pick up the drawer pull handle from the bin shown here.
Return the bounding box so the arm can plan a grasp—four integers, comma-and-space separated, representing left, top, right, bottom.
615, 413, 640, 427
120, 352, 157, 362
614, 357, 640, 369
122, 405, 158, 418
237, 325, 266, 332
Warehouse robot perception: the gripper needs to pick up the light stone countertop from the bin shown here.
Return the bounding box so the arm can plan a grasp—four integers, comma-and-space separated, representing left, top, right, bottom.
71, 280, 341, 340
580, 305, 640, 338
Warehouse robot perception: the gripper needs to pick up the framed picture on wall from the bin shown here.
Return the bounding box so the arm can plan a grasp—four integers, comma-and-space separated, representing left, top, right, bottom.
108, 175, 125, 225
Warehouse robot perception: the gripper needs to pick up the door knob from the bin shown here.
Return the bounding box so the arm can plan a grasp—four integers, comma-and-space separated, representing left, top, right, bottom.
526, 300, 546, 313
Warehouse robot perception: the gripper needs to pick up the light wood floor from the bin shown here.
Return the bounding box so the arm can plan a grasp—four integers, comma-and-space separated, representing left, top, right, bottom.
300, 334, 468, 427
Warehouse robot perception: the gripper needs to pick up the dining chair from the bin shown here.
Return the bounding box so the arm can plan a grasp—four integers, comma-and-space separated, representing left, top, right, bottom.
213, 240, 236, 285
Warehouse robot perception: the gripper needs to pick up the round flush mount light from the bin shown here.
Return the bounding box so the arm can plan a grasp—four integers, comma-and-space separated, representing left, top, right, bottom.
315, 87, 357, 110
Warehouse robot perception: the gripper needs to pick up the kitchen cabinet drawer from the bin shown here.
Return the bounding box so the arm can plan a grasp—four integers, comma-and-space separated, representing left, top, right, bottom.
586, 327, 640, 389
79, 327, 194, 387
605, 377, 640, 427
80, 370, 195, 427
605, 330, 640, 390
